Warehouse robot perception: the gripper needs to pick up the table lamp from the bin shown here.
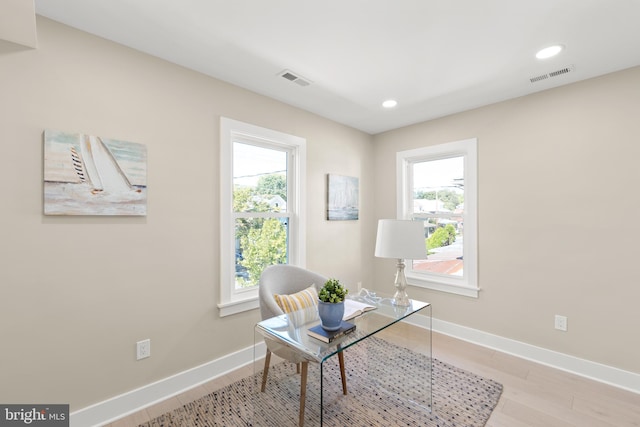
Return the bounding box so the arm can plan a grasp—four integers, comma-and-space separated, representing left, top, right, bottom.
375, 219, 427, 306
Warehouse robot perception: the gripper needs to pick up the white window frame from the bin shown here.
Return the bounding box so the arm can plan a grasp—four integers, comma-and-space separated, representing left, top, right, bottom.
397, 138, 478, 298
219, 117, 306, 316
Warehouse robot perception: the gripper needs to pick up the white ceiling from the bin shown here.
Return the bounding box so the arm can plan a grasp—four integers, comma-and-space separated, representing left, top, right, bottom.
34, 0, 640, 135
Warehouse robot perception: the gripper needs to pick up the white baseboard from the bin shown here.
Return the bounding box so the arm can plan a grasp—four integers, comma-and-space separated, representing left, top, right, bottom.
404, 315, 640, 395
71, 318, 639, 426
70, 341, 267, 427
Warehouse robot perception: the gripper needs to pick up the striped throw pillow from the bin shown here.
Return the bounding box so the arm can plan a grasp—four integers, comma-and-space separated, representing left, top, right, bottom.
274, 285, 318, 314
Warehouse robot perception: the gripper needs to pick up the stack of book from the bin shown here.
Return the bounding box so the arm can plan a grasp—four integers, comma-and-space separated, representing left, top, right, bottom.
307, 321, 356, 343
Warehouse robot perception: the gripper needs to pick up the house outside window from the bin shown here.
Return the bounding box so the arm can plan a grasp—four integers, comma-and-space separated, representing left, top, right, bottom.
397, 138, 478, 297
219, 118, 306, 316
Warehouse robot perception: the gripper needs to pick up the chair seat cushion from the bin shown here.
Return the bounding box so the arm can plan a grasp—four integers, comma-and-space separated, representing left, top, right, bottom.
274, 285, 318, 313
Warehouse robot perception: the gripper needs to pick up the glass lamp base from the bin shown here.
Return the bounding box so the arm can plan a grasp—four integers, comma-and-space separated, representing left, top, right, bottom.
392, 259, 411, 306
392, 290, 411, 307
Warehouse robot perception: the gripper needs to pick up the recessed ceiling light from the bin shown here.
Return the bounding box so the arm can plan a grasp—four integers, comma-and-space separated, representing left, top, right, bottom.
382, 99, 398, 109
536, 45, 563, 59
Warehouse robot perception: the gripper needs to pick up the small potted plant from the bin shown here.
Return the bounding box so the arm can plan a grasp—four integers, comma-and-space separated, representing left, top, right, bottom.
318, 278, 349, 331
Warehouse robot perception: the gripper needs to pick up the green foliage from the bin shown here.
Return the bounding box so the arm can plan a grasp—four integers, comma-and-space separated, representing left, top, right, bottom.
233, 186, 271, 213
416, 190, 436, 200
415, 189, 463, 211
318, 278, 348, 303
444, 224, 456, 239
239, 218, 287, 284
233, 187, 253, 212
427, 228, 448, 250
233, 176, 288, 288
426, 224, 457, 250
256, 174, 286, 200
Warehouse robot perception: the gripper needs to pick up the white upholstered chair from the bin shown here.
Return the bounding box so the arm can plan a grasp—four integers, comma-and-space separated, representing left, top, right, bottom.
258, 264, 347, 427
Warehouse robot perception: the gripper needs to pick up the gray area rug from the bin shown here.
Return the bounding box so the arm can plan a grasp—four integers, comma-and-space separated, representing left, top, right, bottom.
141, 337, 502, 426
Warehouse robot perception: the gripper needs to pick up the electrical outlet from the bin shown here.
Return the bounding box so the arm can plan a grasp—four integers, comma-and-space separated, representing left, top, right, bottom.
136, 339, 151, 360
554, 315, 568, 332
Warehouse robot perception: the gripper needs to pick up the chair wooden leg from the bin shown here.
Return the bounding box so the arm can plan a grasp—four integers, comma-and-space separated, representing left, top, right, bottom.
299, 361, 308, 427
296, 362, 300, 374
261, 350, 272, 392
338, 350, 347, 395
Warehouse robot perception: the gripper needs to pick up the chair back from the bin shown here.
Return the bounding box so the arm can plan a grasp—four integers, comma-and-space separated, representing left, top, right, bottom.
259, 264, 327, 320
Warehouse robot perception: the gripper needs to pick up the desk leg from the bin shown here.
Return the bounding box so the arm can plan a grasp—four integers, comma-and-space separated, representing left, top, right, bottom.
299, 361, 308, 427
338, 350, 347, 395
260, 350, 271, 392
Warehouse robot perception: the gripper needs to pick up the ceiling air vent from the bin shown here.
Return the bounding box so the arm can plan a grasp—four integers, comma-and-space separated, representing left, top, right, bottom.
279, 69, 311, 87
530, 64, 575, 84
530, 74, 549, 83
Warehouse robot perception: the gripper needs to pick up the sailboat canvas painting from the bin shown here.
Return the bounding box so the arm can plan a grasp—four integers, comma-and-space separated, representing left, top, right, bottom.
327, 174, 359, 221
44, 130, 147, 215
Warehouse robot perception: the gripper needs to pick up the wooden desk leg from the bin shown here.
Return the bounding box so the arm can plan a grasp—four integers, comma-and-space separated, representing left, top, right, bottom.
261, 350, 271, 392
299, 361, 308, 427
338, 350, 347, 395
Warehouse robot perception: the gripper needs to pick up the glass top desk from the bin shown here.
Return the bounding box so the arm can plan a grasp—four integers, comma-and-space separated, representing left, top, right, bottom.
254, 291, 432, 426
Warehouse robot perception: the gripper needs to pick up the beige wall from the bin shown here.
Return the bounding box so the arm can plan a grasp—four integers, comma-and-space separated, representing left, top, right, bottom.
0, 0, 37, 48
0, 17, 373, 410
373, 66, 640, 374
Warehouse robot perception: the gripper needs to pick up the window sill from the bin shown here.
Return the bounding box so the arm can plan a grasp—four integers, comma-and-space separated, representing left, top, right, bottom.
407, 275, 479, 298
218, 296, 259, 317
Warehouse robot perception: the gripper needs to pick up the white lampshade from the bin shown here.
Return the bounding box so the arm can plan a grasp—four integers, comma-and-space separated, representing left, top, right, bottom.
375, 219, 427, 260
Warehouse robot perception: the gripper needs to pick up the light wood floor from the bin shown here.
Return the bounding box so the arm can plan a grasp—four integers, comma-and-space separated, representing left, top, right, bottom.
105, 324, 640, 427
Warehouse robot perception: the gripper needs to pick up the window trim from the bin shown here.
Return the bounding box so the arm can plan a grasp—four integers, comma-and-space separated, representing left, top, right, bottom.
218, 117, 306, 316
396, 138, 478, 298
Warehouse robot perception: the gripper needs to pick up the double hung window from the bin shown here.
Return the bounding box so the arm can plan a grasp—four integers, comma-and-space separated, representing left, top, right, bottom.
397, 138, 478, 297
219, 118, 306, 316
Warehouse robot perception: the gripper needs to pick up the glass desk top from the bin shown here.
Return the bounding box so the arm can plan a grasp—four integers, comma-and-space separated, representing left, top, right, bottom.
255, 293, 430, 364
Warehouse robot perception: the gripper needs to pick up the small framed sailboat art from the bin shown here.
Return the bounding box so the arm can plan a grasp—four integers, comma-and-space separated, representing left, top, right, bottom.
326, 173, 359, 221
43, 129, 147, 216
